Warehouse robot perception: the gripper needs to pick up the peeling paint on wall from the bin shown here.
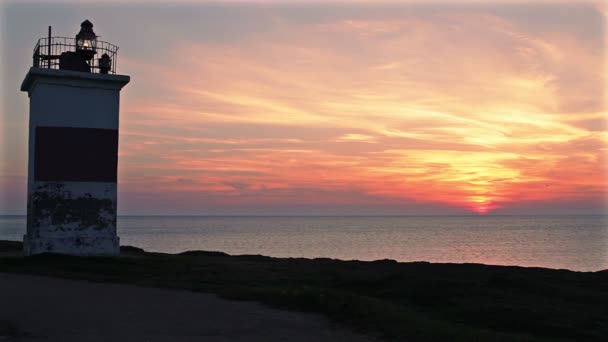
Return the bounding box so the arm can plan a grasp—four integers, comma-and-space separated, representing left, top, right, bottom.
24, 181, 120, 255
31, 183, 115, 231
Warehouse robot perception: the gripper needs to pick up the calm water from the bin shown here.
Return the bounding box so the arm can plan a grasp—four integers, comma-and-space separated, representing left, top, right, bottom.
1, 215, 606, 271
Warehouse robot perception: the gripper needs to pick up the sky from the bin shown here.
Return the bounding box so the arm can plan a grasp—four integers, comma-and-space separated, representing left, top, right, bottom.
0, 0, 606, 215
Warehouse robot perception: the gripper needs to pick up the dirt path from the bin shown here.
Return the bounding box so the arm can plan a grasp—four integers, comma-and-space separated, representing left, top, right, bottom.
0, 273, 375, 342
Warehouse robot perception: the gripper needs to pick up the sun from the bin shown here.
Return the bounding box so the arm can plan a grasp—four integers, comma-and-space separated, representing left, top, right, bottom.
472, 205, 490, 215
466, 195, 500, 215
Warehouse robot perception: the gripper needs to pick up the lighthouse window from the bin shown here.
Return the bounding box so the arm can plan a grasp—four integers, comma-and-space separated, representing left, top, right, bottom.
34, 126, 118, 182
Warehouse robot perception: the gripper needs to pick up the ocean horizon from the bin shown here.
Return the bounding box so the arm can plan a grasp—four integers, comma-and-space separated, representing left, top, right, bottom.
1, 214, 606, 272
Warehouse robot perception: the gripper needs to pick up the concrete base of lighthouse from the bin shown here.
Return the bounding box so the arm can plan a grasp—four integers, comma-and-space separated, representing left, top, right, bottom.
23, 181, 121, 256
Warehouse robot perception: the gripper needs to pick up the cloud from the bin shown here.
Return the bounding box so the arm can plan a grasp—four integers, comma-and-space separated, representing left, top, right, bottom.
223, 182, 251, 190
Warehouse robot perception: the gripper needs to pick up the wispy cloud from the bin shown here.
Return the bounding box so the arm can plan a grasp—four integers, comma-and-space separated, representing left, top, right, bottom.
110, 3, 607, 214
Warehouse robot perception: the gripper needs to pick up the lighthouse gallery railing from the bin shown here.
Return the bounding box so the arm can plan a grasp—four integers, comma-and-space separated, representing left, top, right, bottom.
32, 36, 119, 74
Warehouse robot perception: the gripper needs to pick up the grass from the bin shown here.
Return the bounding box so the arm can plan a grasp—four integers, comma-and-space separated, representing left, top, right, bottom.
1, 240, 607, 341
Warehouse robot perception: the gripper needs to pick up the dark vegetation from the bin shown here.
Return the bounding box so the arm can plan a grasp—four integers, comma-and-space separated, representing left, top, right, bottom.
1, 240, 607, 341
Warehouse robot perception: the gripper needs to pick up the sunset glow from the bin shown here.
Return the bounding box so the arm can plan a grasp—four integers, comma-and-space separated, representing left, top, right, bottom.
1, 1, 606, 215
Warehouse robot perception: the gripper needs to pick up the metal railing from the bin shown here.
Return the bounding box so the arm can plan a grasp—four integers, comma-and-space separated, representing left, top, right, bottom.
33, 36, 119, 74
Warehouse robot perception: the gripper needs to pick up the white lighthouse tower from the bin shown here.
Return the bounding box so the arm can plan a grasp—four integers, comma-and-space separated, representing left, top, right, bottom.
21, 20, 130, 255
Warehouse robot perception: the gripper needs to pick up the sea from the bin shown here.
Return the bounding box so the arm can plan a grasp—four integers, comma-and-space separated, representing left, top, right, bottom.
1, 215, 606, 272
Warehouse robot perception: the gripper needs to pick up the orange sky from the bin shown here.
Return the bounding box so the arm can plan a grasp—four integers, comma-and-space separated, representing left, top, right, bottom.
1, 1, 606, 215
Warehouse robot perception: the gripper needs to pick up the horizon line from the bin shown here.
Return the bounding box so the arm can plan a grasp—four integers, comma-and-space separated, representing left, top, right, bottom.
1, 213, 607, 217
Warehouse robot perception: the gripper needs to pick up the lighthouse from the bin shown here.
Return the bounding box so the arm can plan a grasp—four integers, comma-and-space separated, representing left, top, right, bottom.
20, 21, 130, 255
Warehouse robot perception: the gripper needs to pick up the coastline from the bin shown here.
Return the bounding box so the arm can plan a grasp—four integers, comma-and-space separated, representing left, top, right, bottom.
2, 214, 605, 272
1, 240, 607, 341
